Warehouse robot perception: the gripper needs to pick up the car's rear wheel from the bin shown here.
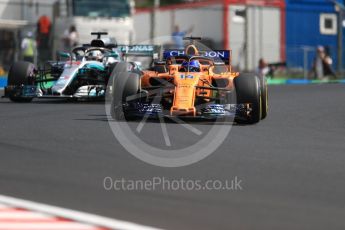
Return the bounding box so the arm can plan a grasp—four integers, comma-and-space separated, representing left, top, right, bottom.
7, 61, 35, 103
234, 74, 262, 124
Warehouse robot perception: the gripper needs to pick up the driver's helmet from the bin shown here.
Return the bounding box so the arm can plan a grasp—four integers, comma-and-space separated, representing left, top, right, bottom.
86, 50, 103, 62
181, 60, 200, 72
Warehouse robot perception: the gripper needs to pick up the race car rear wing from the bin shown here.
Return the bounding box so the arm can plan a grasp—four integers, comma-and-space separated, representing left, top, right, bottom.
163, 49, 232, 65
117, 45, 162, 60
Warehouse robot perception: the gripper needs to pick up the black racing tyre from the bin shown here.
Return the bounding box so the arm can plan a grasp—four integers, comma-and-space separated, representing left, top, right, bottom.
9, 95, 33, 103
8, 61, 35, 85
234, 74, 262, 124
7, 61, 35, 103
258, 74, 268, 120
111, 63, 140, 120
107, 62, 119, 76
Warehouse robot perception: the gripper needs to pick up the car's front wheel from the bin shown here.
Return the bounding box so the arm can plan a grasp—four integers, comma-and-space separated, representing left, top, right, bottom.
234, 74, 262, 124
111, 63, 141, 120
258, 74, 268, 120
7, 61, 35, 103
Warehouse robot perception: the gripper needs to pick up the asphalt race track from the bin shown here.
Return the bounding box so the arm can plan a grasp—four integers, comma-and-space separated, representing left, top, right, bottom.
0, 84, 344, 230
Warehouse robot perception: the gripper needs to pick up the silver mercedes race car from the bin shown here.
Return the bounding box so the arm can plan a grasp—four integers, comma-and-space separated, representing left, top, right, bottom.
3, 32, 157, 102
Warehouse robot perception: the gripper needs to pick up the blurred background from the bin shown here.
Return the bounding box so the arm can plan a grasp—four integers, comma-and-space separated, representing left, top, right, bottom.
0, 0, 345, 80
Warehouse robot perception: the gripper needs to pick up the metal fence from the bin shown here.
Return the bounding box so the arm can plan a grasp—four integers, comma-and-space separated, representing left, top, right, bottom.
285, 45, 342, 79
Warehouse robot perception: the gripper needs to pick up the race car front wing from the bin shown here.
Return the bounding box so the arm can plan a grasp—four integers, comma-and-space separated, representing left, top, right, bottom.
122, 102, 251, 120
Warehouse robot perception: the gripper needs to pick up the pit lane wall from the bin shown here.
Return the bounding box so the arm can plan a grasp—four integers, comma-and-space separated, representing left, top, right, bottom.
134, 0, 284, 71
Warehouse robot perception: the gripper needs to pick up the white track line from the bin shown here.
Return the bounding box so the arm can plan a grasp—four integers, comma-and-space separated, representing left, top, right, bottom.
0, 222, 100, 230
0, 211, 54, 220
0, 194, 161, 230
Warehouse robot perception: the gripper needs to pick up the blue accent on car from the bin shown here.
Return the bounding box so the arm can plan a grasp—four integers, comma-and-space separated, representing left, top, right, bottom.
182, 60, 200, 72
22, 85, 37, 97
163, 50, 231, 62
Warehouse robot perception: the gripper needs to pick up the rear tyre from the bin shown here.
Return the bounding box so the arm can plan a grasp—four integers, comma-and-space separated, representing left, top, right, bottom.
7, 61, 35, 103
234, 74, 261, 124
258, 74, 268, 120
111, 63, 140, 120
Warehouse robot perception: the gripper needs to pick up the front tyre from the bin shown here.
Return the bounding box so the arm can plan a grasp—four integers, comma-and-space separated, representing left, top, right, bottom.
7, 61, 35, 103
258, 74, 268, 119
111, 63, 140, 120
234, 74, 262, 124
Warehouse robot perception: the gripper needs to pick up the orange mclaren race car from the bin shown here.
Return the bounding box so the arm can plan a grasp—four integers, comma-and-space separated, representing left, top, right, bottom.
111, 37, 268, 124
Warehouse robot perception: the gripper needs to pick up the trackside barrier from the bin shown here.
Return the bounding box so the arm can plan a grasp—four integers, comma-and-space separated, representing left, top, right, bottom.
267, 78, 345, 85
0, 77, 7, 88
